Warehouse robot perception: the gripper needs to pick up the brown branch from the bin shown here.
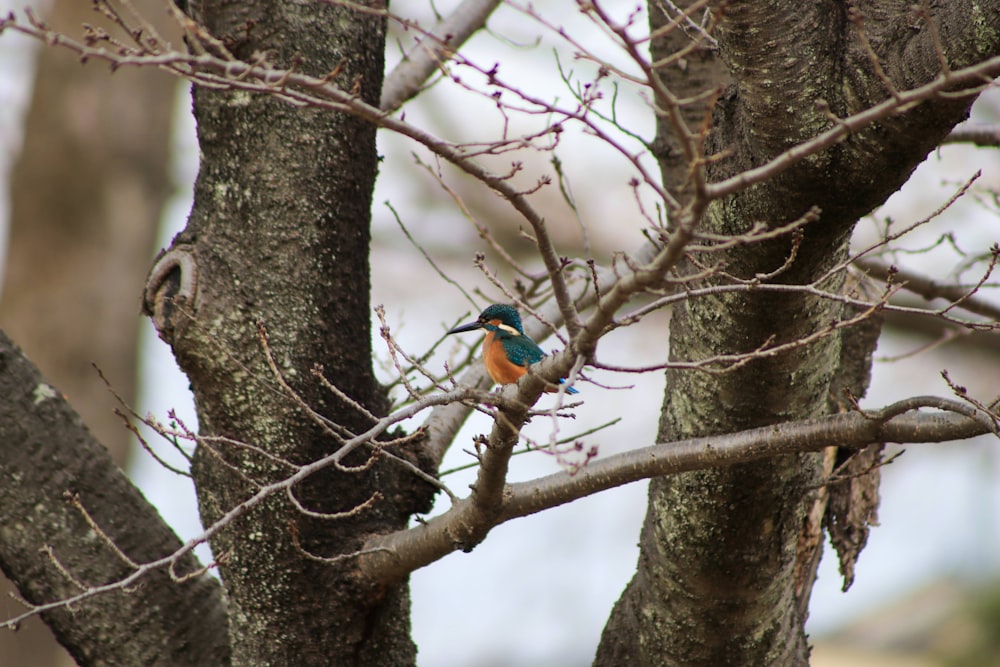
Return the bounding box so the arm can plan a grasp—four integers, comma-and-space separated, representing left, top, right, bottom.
856, 255, 1000, 322
588, 0, 709, 206
380, 0, 503, 112
943, 122, 1000, 147
4, 9, 995, 223
358, 395, 993, 582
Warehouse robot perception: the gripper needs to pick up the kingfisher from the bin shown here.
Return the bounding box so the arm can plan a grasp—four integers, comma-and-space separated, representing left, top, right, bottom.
447, 304, 579, 394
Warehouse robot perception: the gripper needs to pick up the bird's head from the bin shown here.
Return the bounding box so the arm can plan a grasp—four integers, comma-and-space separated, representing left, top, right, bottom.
447, 303, 524, 336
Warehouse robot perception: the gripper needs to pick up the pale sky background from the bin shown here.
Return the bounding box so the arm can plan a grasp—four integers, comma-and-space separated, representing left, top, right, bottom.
2, 2, 999, 665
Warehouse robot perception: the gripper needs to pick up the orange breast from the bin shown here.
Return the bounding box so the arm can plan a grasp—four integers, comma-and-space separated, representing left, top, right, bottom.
483, 331, 528, 385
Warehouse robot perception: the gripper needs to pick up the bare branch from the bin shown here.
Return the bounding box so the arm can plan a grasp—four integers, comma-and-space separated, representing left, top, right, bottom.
359, 396, 994, 581
943, 122, 1000, 147
381, 0, 503, 112
856, 255, 1000, 322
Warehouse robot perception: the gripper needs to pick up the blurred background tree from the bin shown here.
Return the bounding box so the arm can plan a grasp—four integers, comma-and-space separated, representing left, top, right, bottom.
0, 0, 178, 664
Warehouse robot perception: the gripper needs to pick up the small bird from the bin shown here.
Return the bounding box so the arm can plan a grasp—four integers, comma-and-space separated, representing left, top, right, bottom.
447, 304, 578, 394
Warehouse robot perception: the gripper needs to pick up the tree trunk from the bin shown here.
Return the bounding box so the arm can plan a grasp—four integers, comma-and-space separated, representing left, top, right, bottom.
142, 1, 434, 664
595, 2, 999, 665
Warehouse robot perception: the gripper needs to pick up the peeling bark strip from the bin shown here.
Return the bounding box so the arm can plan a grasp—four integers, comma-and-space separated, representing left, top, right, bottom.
0, 331, 229, 666
825, 443, 885, 591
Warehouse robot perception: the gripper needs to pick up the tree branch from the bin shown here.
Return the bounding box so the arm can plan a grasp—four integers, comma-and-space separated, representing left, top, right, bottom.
380, 0, 502, 112
857, 255, 1000, 322
0, 331, 229, 665
358, 395, 994, 582
501, 397, 994, 520
944, 122, 1000, 147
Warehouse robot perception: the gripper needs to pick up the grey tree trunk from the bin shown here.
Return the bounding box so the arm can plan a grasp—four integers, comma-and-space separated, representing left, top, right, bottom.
595, 2, 1000, 665
141, 1, 433, 664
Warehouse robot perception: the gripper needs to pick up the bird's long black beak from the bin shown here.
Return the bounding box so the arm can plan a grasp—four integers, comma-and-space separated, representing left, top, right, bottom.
447, 320, 482, 334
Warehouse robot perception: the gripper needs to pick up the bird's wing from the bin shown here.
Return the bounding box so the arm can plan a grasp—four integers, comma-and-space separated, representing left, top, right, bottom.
502, 335, 547, 367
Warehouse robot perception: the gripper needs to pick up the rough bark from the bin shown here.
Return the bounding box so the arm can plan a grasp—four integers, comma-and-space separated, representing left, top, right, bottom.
646, 1, 730, 197
142, 1, 434, 664
595, 2, 1000, 666
0, 331, 229, 666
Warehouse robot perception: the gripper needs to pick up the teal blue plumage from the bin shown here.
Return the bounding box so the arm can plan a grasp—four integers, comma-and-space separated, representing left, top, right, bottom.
448, 304, 579, 394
